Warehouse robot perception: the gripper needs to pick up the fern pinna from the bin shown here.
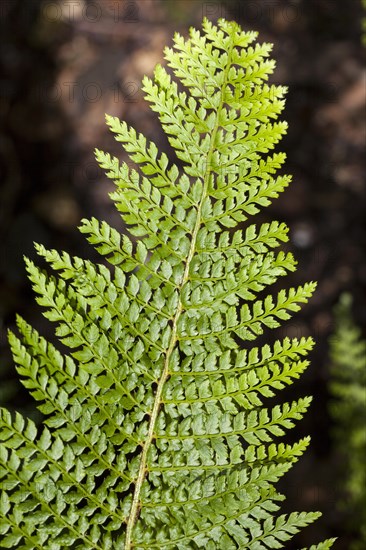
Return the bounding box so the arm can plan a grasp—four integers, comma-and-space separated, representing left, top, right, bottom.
0, 19, 334, 550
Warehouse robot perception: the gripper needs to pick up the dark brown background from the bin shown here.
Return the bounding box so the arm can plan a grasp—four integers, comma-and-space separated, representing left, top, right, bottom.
0, 1, 365, 547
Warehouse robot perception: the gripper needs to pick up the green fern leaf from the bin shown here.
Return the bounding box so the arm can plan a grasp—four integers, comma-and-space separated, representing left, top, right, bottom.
0, 18, 334, 549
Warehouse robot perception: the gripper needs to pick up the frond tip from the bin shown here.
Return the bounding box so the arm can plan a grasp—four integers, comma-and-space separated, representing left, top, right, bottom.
0, 18, 333, 549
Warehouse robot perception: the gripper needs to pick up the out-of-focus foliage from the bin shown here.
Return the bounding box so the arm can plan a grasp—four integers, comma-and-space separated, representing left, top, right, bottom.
329, 293, 366, 549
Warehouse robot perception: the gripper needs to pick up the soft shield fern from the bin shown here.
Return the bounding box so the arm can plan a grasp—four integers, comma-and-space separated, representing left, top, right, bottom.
0, 19, 335, 549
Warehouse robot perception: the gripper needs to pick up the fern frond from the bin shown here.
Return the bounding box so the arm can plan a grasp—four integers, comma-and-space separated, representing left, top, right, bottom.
0, 18, 333, 549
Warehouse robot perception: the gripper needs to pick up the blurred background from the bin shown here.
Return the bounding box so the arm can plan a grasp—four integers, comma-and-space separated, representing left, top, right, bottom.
0, 0, 365, 547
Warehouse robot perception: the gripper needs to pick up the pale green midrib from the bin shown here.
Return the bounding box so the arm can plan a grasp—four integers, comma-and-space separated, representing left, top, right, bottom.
124, 33, 235, 550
